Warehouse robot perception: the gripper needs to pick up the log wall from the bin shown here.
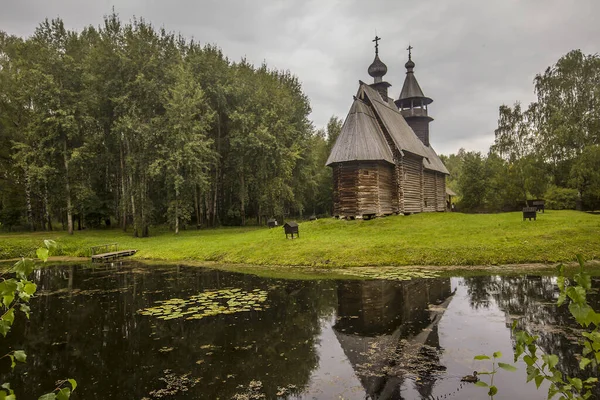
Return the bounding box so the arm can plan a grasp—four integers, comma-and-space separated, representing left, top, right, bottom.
402, 154, 423, 214
435, 173, 446, 211
423, 170, 437, 212
332, 162, 395, 218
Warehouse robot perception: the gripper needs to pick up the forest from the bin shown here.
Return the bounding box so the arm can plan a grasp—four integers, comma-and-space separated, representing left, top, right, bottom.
444, 50, 600, 212
2, 14, 599, 236
0, 14, 342, 236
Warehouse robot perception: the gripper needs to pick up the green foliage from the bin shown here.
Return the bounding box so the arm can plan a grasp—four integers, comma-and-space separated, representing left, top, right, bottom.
457, 151, 487, 211
570, 145, 600, 210
545, 186, 579, 210
446, 49, 600, 212
0, 13, 321, 235
471, 351, 510, 397
0, 240, 77, 398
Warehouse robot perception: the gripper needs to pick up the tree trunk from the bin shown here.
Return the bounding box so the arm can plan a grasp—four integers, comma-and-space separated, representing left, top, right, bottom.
141, 173, 149, 237
130, 174, 137, 238
175, 190, 179, 235
240, 171, 246, 226
63, 138, 73, 235
120, 139, 127, 231
24, 170, 34, 232
44, 182, 52, 231
194, 184, 201, 228
212, 112, 222, 228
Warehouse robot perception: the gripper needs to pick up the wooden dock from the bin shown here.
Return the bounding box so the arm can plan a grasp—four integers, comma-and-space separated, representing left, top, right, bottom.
90, 243, 137, 263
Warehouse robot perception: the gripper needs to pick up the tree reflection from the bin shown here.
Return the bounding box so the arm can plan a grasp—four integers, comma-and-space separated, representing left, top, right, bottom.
462, 275, 600, 398
0, 262, 337, 399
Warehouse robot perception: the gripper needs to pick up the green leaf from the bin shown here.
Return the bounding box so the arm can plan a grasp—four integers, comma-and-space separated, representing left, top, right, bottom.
67, 379, 77, 391
535, 375, 544, 389
3, 308, 15, 325
2, 295, 14, 309
0, 319, 12, 337
0, 280, 18, 297
569, 302, 594, 326
474, 381, 488, 387
23, 282, 37, 296
498, 362, 517, 372
488, 386, 498, 396
568, 377, 583, 391
493, 351, 502, 359
9, 355, 14, 370
13, 350, 26, 362
38, 394, 56, 400
20, 303, 31, 318
543, 354, 559, 369
36, 247, 49, 262
557, 293, 567, 307
44, 239, 57, 249
56, 388, 71, 400
576, 254, 585, 269
574, 272, 592, 290
567, 286, 586, 304
474, 354, 490, 360
548, 383, 559, 399
579, 357, 592, 370
523, 355, 536, 366
12, 258, 34, 280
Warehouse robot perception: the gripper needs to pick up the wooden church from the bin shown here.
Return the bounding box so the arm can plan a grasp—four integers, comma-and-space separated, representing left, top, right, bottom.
326, 38, 449, 218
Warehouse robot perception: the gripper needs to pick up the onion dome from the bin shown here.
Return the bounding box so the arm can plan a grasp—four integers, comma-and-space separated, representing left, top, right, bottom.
368, 55, 388, 80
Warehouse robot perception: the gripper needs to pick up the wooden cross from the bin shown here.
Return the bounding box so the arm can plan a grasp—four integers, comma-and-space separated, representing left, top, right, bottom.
407, 44, 413, 60
373, 35, 381, 55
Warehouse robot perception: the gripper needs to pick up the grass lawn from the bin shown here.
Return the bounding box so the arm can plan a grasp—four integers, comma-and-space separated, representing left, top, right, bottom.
0, 210, 599, 267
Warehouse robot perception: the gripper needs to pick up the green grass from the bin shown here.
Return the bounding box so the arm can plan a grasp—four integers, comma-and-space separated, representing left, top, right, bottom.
1, 211, 599, 268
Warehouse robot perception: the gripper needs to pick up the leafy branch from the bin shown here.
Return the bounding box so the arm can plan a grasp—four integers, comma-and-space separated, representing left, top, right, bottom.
474, 255, 599, 399
0, 240, 78, 399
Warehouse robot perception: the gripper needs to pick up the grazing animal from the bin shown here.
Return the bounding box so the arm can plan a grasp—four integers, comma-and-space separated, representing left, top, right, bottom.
461, 371, 478, 382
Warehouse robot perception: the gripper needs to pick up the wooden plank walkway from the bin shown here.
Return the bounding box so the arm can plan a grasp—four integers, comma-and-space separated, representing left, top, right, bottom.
90, 243, 137, 263
91, 249, 137, 263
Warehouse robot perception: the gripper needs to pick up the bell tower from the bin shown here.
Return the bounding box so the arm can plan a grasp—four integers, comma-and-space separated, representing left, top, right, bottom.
395, 46, 433, 146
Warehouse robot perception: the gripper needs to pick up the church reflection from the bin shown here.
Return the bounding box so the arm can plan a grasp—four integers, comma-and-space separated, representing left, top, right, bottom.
333, 278, 455, 400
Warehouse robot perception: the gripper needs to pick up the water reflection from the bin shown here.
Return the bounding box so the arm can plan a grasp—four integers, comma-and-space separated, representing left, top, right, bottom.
0, 263, 597, 399
463, 275, 600, 395
1, 263, 336, 399
334, 279, 454, 399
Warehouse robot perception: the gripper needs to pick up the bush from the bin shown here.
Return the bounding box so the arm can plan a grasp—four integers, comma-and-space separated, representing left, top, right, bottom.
545, 186, 579, 210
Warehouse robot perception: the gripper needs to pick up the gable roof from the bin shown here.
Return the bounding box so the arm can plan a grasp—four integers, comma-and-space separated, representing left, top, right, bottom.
326, 98, 394, 166
359, 83, 448, 174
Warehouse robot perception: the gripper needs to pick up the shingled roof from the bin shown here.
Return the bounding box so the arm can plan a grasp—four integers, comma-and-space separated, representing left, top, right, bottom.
326, 98, 394, 166
397, 57, 433, 106
359, 83, 448, 174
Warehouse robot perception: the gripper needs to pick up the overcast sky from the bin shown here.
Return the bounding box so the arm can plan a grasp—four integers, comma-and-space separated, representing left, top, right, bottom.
1, 0, 599, 155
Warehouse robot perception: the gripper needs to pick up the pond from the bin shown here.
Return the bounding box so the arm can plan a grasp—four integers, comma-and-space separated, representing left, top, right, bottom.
1, 263, 598, 399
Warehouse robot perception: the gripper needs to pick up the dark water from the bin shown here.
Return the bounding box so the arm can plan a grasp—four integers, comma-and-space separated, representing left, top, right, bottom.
1, 263, 598, 399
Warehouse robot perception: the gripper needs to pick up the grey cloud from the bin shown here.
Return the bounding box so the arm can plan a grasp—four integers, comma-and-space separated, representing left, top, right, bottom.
1, 0, 599, 155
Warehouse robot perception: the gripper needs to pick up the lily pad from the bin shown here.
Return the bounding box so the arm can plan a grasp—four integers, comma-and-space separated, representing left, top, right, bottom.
137, 288, 269, 321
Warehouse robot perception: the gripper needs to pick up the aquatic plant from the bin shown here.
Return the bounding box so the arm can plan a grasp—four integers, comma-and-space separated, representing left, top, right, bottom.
1, 240, 77, 399
137, 288, 269, 320
336, 267, 440, 281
